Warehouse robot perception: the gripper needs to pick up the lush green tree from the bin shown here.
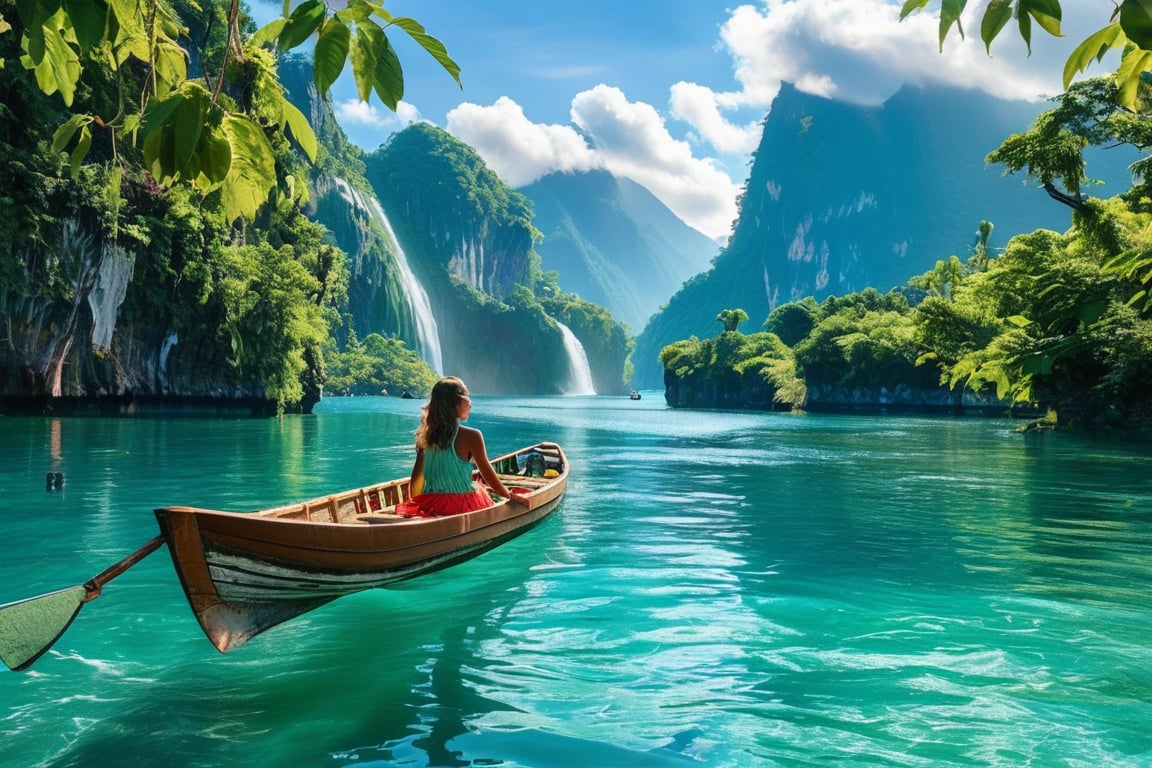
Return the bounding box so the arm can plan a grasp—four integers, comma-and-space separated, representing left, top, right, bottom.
971, 219, 995, 272
766, 297, 820, 347
324, 332, 436, 397
794, 303, 933, 391
911, 254, 966, 300
920, 198, 1151, 422
819, 287, 909, 318
716, 308, 749, 333
660, 326, 797, 410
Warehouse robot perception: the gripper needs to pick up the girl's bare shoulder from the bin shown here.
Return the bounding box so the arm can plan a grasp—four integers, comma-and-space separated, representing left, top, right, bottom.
457, 424, 483, 444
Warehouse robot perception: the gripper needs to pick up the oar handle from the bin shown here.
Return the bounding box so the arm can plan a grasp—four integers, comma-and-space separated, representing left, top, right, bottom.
82, 535, 166, 602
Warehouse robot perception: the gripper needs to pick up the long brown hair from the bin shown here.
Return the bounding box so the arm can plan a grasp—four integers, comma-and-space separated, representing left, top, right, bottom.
415, 376, 468, 450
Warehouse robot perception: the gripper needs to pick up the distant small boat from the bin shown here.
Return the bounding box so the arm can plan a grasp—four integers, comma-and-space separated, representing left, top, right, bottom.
629, 391, 642, 400
1, 443, 567, 669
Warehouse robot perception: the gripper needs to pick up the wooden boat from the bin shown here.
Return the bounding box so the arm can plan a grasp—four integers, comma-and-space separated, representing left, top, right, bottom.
0, 442, 567, 671
154, 442, 568, 653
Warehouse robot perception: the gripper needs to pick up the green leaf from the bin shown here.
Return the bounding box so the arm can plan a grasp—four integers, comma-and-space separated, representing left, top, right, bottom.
63, 0, 108, 54
938, 0, 967, 51
171, 89, 209, 178
370, 27, 404, 109
251, 18, 287, 47
389, 17, 461, 87
1062, 24, 1124, 89
32, 10, 82, 106
1120, 0, 1152, 49
197, 125, 232, 186
1116, 44, 1152, 109
15, 0, 57, 62
1076, 300, 1108, 325
1018, 6, 1033, 53
980, 0, 1013, 53
107, 0, 149, 65
1006, 315, 1034, 328
141, 84, 210, 184
218, 114, 277, 222
51, 112, 91, 153
349, 21, 379, 102
1021, 353, 1054, 376
69, 123, 91, 175
278, 0, 325, 51
1022, 0, 1062, 38
313, 18, 349, 94
336, 0, 373, 23
279, 95, 317, 162
153, 39, 188, 95
898, 0, 931, 20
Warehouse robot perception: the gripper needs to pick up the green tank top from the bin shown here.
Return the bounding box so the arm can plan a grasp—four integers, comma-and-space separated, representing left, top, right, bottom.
422, 426, 476, 493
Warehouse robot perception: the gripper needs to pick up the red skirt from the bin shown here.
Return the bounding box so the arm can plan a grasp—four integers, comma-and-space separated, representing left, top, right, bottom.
396, 488, 493, 518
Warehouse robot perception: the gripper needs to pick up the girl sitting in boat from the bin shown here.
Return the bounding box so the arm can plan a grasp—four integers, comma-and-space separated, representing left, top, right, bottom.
398, 376, 527, 517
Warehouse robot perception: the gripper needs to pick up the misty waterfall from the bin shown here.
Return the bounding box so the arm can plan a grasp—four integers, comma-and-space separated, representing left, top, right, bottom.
555, 321, 596, 395
364, 197, 443, 374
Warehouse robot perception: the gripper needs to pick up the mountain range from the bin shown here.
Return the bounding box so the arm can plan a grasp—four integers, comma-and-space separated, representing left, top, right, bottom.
522, 170, 718, 333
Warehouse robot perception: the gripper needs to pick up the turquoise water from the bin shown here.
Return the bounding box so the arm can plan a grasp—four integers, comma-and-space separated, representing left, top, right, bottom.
2, 395, 1152, 767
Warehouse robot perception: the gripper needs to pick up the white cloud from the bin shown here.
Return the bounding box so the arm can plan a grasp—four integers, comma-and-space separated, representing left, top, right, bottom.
570, 86, 740, 241
333, 99, 422, 129
669, 81, 761, 154
446, 97, 602, 187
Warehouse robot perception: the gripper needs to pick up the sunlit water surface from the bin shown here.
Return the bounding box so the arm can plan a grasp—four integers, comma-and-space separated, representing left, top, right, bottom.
2, 395, 1151, 767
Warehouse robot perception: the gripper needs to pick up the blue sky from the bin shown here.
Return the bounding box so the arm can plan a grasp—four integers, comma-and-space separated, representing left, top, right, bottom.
253, 1, 1118, 241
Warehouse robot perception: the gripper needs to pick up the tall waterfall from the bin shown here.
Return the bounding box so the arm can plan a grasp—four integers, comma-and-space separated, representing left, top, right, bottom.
556, 322, 596, 395
364, 197, 443, 374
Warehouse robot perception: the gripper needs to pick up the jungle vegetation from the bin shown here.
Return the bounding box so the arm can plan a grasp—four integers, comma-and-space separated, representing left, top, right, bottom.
0, 0, 462, 410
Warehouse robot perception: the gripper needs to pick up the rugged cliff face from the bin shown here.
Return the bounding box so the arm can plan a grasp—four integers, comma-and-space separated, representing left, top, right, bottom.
0, 212, 288, 414
633, 83, 1138, 389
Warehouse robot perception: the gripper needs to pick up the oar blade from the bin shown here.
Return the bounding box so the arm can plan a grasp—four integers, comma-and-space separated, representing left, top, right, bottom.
0, 586, 88, 671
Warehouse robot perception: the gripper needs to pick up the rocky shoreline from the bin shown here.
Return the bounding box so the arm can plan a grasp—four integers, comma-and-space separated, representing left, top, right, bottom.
0, 394, 291, 418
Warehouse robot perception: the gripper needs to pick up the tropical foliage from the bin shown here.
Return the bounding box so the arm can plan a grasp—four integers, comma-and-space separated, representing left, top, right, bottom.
323, 332, 437, 397
0, 0, 459, 223
659, 314, 798, 411
900, 0, 1152, 110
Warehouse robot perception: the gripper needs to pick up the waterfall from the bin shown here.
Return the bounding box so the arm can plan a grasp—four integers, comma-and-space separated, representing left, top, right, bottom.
363, 196, 443, 374
556, 321, 596, 395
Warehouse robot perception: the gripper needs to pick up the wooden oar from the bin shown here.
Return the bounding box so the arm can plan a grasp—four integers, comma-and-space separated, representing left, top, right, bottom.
0, 535, 165, 672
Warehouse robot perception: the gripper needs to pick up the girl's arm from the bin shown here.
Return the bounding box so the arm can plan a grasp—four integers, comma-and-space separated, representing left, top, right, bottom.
461, 428, 515, 498
408, 449, 425, 497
